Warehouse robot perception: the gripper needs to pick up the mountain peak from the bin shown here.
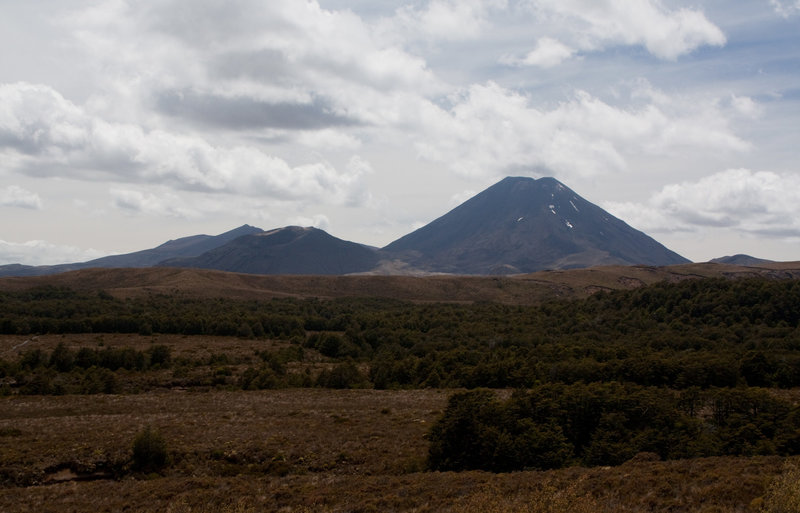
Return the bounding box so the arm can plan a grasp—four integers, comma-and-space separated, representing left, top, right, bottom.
384, 175, 689, 274
161, 226, 380, 275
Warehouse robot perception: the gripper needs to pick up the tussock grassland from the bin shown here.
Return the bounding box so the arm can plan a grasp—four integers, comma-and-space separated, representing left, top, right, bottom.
2, 261, 799, 302
0, 386, 796, 512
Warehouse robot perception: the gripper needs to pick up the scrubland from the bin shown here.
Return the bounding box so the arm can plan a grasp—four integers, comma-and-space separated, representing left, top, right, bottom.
2, 270, 800, 511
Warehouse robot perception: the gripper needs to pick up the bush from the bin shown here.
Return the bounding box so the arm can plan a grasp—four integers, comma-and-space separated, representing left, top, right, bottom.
315, 361, 368, 389
132, 425, 168, 473
428, 385, 800, 472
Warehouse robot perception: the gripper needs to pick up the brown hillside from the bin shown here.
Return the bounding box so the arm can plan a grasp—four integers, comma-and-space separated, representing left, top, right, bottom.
0, 261, 798, 303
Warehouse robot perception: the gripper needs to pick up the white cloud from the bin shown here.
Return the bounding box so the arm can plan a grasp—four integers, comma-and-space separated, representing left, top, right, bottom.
415, 81, 749, 180
0, 239, 109, 266
64, 0, 444, 126
110, 188, 200, 219
605, 169, 800, 238
287, 214, 331, 231
393, 0, 507, 40
0, 185, 42, 209
729, 94, 763, 118
502, 37, 575, 68
770, 0, 800, 18
525, 0, 726, 60
0, 82, 371, 205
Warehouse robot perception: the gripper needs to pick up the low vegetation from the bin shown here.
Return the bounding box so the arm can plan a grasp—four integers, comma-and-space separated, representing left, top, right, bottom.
428, 385, 800, 472
1, 274, 799, 511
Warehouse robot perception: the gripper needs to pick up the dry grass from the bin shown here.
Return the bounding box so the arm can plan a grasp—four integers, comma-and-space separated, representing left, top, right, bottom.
2, 261, 798, 303
0, 387, 794, 512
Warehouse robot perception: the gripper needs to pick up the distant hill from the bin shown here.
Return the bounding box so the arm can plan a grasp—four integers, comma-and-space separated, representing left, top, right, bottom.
160, 226, 381, 275
383, 176, 690, 274
710, 254, 774, 266
0, 225, 263, 277
2, 262, 799, 303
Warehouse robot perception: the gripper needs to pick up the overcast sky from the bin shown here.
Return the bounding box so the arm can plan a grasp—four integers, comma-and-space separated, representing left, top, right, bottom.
1, 0, 799, 265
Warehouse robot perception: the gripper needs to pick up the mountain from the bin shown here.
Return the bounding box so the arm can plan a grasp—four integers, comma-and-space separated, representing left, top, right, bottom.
159, 226, 381, 275
0, 225, 263, 277
383, 176, 690, 274
710, 254, 774, 266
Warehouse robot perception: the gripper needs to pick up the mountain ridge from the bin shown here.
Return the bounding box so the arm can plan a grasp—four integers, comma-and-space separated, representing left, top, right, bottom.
0, 176, 727, 277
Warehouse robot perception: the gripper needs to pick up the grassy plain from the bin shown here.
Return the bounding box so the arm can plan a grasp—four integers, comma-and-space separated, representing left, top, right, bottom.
0, 382, 793, 512
3, 265, 800, 511
1, 261, 799, 302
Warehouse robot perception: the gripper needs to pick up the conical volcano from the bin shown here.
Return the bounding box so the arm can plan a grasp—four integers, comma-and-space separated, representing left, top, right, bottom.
383, 176, 689, 274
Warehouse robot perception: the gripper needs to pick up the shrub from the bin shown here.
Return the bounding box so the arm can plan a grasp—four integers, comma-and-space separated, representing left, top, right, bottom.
132, 425, 168, 473
315, 361, 368, 389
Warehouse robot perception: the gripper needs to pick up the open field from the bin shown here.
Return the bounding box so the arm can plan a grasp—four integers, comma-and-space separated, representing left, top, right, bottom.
1, 261, 799, 302
0, 386, 795, 513
3, 267, 800, 511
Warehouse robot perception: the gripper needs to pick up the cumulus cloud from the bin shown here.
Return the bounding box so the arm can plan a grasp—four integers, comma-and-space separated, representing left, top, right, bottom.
729, 94, 763, 118
0, 239, 108, 266
393, 0, 507, 40
415, 81, 749, 180
604, 169, 800, 237
501, 37, 576, 68
525, 0, 726, 60
0, 82, 371, 205
0, 185, 42, 209
65, 0, 443, 127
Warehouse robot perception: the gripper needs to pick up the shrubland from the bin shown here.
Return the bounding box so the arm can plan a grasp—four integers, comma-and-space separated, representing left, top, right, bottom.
2, 275, 800, 511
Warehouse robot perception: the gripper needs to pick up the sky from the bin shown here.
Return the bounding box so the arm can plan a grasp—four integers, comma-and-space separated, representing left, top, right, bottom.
1, 0, 799, 265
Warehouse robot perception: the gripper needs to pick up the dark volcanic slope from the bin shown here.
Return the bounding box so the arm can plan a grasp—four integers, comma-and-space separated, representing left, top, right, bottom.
160, 226, 381, 275
384, 176, 690, 274
0, 224, 263, 277
710, 254, 774, 266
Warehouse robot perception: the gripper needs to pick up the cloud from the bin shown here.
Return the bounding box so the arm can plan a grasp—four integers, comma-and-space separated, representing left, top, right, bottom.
0, 82, 371, 205
65, 0, 443, 125
287, 214, 331, 231
525, 0, 726, 60
770, 0, 800, 18
393, 0, 507, 40
414, 81, 749, 180
501, 37, 576, 68
0, 185, 42, 209
0, 239, 108, 266
729, 94, 763, 118
154, 89, 359, 131
110, 188, 200, 219
604, 169, 800, 238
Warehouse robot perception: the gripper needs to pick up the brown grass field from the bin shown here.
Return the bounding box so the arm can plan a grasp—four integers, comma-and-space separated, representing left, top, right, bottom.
1, 382, 796, 513
3, 265, 800, 511
1, 261, 799, 302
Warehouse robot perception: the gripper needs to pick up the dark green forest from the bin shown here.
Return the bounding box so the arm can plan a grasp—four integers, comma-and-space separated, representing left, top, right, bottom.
2, 277, 800, 390
428, 384, 800, 471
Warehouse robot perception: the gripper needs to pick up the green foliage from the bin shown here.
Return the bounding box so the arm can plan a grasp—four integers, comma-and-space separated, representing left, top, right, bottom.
131, 425, 168, 473
315, 361, 368, 389
428, 384, 800, 472
3, 277, 800, 394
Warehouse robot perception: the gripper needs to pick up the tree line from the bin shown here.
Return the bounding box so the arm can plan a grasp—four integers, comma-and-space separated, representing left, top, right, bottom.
1, 277, 800, 391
